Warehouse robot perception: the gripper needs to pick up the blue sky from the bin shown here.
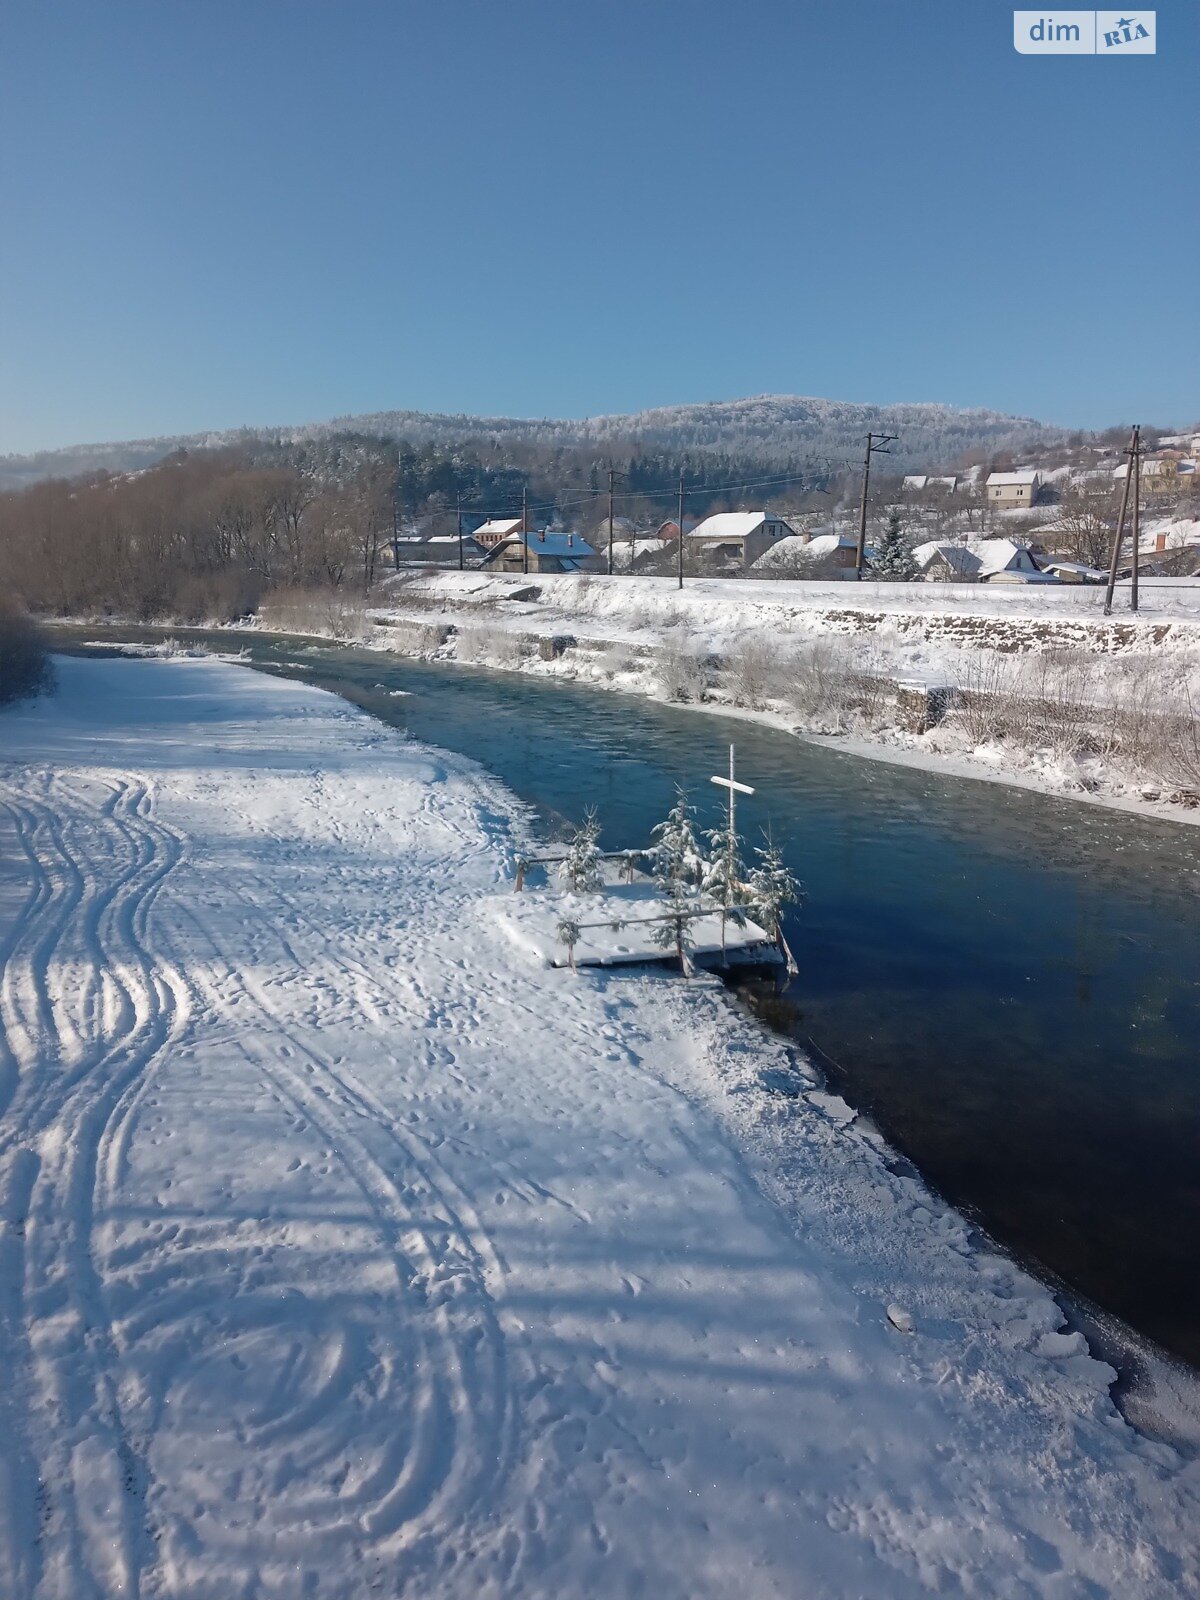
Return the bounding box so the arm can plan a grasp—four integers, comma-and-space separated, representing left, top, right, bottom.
1, 0, 1196, 452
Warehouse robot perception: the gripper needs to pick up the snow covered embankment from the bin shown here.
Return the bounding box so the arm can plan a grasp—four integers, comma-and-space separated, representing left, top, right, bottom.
0, 656, 1198, 1599
367, 570, 1200, 821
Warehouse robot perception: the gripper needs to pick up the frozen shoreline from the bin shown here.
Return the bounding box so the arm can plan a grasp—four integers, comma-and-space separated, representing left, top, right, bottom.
2, 654, 1199, 1597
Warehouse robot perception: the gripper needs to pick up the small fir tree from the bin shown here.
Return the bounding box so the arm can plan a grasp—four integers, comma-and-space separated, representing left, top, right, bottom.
558, 808, 604, 892
703, 816, 747, 961
746, 834, 802, 945
650, 787, 706, 895
875, 509, 917, 581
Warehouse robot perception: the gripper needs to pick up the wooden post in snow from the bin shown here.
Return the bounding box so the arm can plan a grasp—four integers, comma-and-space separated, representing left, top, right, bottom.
711, 742, 754, 964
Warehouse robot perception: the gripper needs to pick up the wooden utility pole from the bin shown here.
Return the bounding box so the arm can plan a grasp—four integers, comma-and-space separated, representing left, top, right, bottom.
607, 463, 616, 577
1104, 425, 1139, 616
522, 485, 529, 576
855, 432, 898, 579
456, 492, 464, 571
677, 471, 685, 590
1139, 425, 1145, 611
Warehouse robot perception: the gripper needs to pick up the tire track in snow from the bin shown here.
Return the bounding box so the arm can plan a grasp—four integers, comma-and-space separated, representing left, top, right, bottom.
0, 772, 191, 1600
95, 879, 522, 1589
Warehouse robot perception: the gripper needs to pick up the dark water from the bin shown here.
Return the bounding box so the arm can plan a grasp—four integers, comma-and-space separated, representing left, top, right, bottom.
52, 629, 1200, 1365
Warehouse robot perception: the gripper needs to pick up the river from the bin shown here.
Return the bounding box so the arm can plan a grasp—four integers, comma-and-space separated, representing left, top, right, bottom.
49, 627, 1200, 1368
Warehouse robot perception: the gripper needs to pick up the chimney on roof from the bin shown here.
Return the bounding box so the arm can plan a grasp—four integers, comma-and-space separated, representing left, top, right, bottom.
567, 533, 573, 547
538, 528, 545, 542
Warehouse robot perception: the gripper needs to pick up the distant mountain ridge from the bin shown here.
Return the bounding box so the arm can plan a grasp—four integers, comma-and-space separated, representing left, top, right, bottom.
0, 394, 1075, 488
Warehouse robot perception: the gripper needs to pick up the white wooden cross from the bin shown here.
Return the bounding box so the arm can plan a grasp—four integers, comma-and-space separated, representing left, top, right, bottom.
710, 742, 754, 840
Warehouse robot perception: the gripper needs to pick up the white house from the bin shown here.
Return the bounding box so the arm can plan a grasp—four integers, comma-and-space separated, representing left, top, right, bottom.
985, 471, 1042, 509
687, 511, 796, 569
912, 538, 1053, 583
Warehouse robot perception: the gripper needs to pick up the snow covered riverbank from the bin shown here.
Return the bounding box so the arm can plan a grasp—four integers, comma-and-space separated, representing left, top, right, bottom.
1, 656, 1198, 1598
355, 570, 1200, 826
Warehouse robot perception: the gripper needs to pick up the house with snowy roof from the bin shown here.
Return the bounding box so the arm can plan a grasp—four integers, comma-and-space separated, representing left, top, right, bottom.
481, 529, 597, 574
912, 538, 1053, 583
903, 475, 959, 493
687, 511, 796, 570
752, 533, 866, 576
1113, 458, 1198, 497
985, 471, 1043, 509
472, 516, 527, 547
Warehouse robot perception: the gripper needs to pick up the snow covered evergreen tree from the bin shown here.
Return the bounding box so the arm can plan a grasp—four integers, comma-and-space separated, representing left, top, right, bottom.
650, 788, 706, 895
874, 509, 916, 581
650, 788, 704, 974
746, 835, 801, 944
558, 808, 604, 892
704, 816, 748, 961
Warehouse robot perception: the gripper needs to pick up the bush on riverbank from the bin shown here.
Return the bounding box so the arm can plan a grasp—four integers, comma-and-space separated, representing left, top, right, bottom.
258, 586, 373, 642
0, 597, 54, 706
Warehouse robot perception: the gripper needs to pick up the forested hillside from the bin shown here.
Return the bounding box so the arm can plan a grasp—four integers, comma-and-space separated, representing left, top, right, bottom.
0, 393, 1077, 489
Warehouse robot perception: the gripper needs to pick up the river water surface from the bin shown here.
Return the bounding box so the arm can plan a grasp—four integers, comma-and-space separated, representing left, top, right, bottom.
53, 629, 1200, 1367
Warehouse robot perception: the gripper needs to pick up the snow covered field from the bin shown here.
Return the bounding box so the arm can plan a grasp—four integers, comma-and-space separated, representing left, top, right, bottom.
1, 656, 1198, 1599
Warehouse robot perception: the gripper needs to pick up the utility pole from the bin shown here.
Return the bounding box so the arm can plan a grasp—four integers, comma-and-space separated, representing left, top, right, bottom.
677, 471, 685, 591
456, 492, 464, 572
522, 485, 529, 576
1104, 425, 1139, 616
607, 463, 616, 577
855, 432, 898, 579
1139, 425, 1145, 611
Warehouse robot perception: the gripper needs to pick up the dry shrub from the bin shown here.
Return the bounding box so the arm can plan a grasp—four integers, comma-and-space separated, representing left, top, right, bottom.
456, 626, 526, 668
781, 640, 854, 727
656, 634, 709, 703
726, 637, 779, 710
1149, 684, 1200, 790
260, 586, 372, 642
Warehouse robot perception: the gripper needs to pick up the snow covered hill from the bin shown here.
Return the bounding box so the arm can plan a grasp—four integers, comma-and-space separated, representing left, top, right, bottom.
0, 394, 1069, 487
0, 656, 1197, 1598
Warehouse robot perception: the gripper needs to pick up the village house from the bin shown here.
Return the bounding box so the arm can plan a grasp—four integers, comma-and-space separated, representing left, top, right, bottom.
687, 511, 797, 570
1115, 458, 1199, 497
472, 516, 527, 548
902, 475, 959, 493
481, 529, 597, 574
654, 515, 700, 540
407, 534, 488, 567
1036, 558, 1106, 584
610, 538, 674, 574
912, 538, 1052, 583
752, 532, 865, 575
985, 470, 1043, 509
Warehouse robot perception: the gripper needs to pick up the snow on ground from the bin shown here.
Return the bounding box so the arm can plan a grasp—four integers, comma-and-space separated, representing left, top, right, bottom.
360, 569, 1200, 823
2, 656, 1199, 1599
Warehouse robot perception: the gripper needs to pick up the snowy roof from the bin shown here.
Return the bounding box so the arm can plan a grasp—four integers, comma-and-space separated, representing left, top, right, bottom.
473, 517, 524, 537
903, 475, 928, 490
1039, 559, 1106, 578
986, 471, 1041, 487
486, 531, 596, 559
754, 534, 859, 568
689, 512, 794, 541
610, 539, 670, 570
912, 538, 1036, 579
